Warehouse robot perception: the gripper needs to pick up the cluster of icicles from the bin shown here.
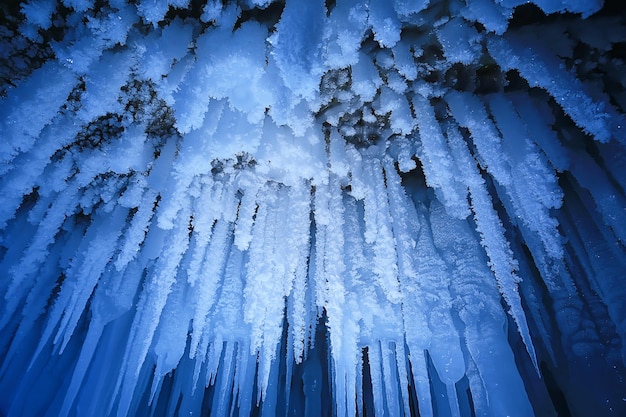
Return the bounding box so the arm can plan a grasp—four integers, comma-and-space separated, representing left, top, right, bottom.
1, 0, 626, 416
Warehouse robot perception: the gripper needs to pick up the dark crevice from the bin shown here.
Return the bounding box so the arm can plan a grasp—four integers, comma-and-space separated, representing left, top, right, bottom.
509, 3, 549, 29
235, 0, 285, 30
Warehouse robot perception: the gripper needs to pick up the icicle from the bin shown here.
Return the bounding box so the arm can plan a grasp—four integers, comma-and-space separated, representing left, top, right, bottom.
367, 342, 386, 416
211, 341, 238, 417
59, 320, 106, 416
314, 174, 347, 364
234, 181, 260, 250
260, 342, 280, 416
0, 236, 73, 379
512, 237, 560, 365
384, 163, 437, 417
433, 194, 537, 416
509, 92, 570, 172
169, 352, 206, 417
413, 94, 471, 219
115, 188, 158, 272
0, 62, 76, 169
394, 343, 412, 417
185, 183, 216, 282
487, 34, 619, 143
243, 183, 292, 401
233, 340, 256, 417
446, 91, 513, 187
288, 231, 312, 363
189, 219, 232, 359
381, 341, 402, 417
205, 338, 226, 388
0, 216, 38, 330
2, 182, 81, 330
113, 199, 192, 417
464, 356, 489, 417
54, 204, 128, 353
447, 383, 461, 417
285, 180, 313, 364
150, 270, 195, 405
568, 151, 626, 244
415, 204, 466, 388
338, 196, 370, 417
464, 319, 535, 417
212, 246, 248, 340
360, 155, 402, 303
486, 93, 563, 260
410, 349, 434, 417
560, 184, 626, 362
445, 125, 539, 374
0, 114, 83, 228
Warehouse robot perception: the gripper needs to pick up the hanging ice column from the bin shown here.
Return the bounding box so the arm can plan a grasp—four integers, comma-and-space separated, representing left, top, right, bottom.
1, 0, 626, 416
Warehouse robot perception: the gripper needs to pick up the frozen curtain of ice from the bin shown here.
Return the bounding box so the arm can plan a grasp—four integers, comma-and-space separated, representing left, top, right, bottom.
1, 0, 625, 416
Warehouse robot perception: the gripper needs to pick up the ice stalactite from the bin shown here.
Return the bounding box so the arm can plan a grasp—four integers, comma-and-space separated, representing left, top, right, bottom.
0, 0, 625, 416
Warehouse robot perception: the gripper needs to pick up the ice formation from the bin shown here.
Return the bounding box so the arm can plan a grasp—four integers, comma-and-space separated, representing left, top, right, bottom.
0, 0, 625, 416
